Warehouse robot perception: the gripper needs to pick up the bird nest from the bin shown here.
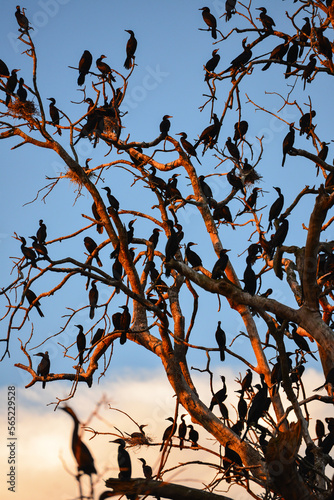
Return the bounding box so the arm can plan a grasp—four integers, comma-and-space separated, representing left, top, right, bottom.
102, 116, 120, 141
125, 434, 152, 447
7, 99, 39, 119
243, 168, 262, 185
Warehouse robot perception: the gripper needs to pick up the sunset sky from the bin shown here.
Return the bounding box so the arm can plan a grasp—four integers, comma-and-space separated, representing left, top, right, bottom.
0, 1, 332, 499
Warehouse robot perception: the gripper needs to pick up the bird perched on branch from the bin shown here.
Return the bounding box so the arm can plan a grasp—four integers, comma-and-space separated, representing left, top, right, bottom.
230, 38, 252, 74
194, 113, 220, 154
138, 458, 152, 478
291, 323, 317, 360
20, 236, 37, 267
238, 187, 260, 216
17, 77, 27, 102
159, 115, 172, 138
160, 417, 176, 451
36, 219, 47, 244
262, 36, 289, 71
102, 186, 119, 212
285, 39, 299, 78
267, 187, 284, 231
282, 123, 295, 167
185, 242, 202, 268
96, 55, 116, 83
233, 120, 248, 143
209, 375, 227, 411
212, 248, 230, 279
256, 7, 275, 32
302, 54, 317, 90
111, 438, 132, 479
24, 284, 44, 317
176, 132, 201, 164
75, 325, 86, 365
15, 6, 30, 32
30, 236, 52, 263
313, 367, 334, 393
89, 281, 98, 320
178, 414, 187, 450
47, 98, 61, 135
199, 7, 217, 39
77, 50, 92, 86
225, 0, 236, 21
124, 30, 137, 70
119, 305, 131, 345
61, 406, 97, 486
299, 110, 316, 137
5, 69, 19, 106
84, 236, 103, 267
299, 17, 311, 57
34, 351, 50, 388
204, 49, 220, 81
215, 321, 226, 362
188, 425, 199, 448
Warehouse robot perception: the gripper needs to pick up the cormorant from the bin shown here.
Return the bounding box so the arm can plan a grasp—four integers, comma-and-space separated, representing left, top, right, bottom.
111, 438, 131, 479
230, 37, 252, 73
77, 50, 92, 86
75, 325, 86, 365
291, 323, 317, 360
15, 6, 29, 32
223, 443, 243, 483
20, 236, 37, 267
148, 228, 162, 249
243, 255, 257, 295
24, 284, 44, 317
90, 328, 104, 346
299, 17, 311, 57
227, 168, 245, 194
270, 218, 289, 250
212, 202, 235, 229
242, 381, 270, 440
282, 123, 295, 166
5, 69, 19, 106
160, 417, 176, 451
96, 55, 115, 83
225, 136, 240, 161
256, 7, 275, 32
198, 175, 213, 207
185, 242, 202, 268
209, 375, 227, 411
199, 7, 217, 39
237, 390, 248, 421
102, 186, 119, 212
215, 321, 226, 362
89, 280, 98, 320
138, 458, 152, 478
17, 77, 27, 102
61, 406, 97, 484
124, 30, 137, 70
302, 54, 317, 90
176, 132, 201, 164
130, 424, 147, 440
126, 219, 136, 244
233, 120, 248, 143
187, 425, 199, 448
315, 419, 325, 446
178, 414, 187, 450
262, 36, 289, 71
267, 187, 284, 231
30, 236, 51, 262
225, 0, 236, 22
238, 187, 260, 216
193, 113, 220, 153
299, 110, 316, 136
84, 236, 103, 267
211, 248, 230, 279
112, 256, 122, 293
318, 141, 329, 162
240, 368, 253, 393
119, 305, 131, 345
92, 202, 103, 234
285, 39, 299, 78
34, 351, 50, 388
159, 115, 172, 138
148, 166, 167, 192
47, 97, 61, 135
164, 220, 179, 274
204, 49, 220, 81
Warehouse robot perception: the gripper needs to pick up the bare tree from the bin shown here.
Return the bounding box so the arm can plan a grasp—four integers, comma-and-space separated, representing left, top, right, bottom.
1, 2, 334, 499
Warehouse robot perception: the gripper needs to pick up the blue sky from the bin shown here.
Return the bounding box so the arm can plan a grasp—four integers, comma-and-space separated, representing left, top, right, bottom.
0, 1, 331, 499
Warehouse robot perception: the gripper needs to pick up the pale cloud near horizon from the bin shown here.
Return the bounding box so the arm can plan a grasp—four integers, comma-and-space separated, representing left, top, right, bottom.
0, 366, 330, 500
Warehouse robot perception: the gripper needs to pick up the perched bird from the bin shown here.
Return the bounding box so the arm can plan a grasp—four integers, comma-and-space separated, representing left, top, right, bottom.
215, 321, 226, 362
187, 425, 199, 448
270, 218, 289, 251
124, 30, 137, 69
178, 414, 187, 450
198, 175, 213, 207
267, 187, 284, 231
96, 55, 115, 83
299, 17, 311, 57
199, 7, 217, 39
185, 242, 202, 268
111, 438, 131, 479
227, 168, 245, 194
24, 285, 44, 317
238, 187, 260, 216
242, 381, 270, 440
20, 236, 37, 267
225, 0, 236, 21
176, 132, 201, 164
262, 36, 289, 71
75, 325, 86, 365
119, 305, 131, 345
91, 202, 103, 234
159, 115, 172, 138
194, 113, 220, 154
209, 375, 227, 411
285, 39, 299, 78
225, 137, 240, 161
160, 417, 176, 451
15, 6, 29, 32
60, 406, 97, 485
30, 236, 51, 262
138, 458, 152, 479
236, 390, 248, 421
90, 328, 104, 346
164, 220, 179, 274
302, 54, 317, 90
211, 248, 230, 279
243, 255, 257, 295
299, 110, 316, 137
47, 98, 61, 136
5, 69, 19, 106
290, 323, 317, 360
34, 351, 50, 389
223, 443, 243, 483
282, 123, 295, 167
89, 281, 98, 320
256, 7, 275, 32
240, 369, 253, 393
102, 186, 120, 212
212, 202, 235, 229
77, 50, 92, 86
148, 228, 162, 249
36, 219, 47, 244
17, 77, 27, 102
204, 49, 220, 81
233, 120, 248, 143
84, 236, 103, 267
230, 37, 252, 74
